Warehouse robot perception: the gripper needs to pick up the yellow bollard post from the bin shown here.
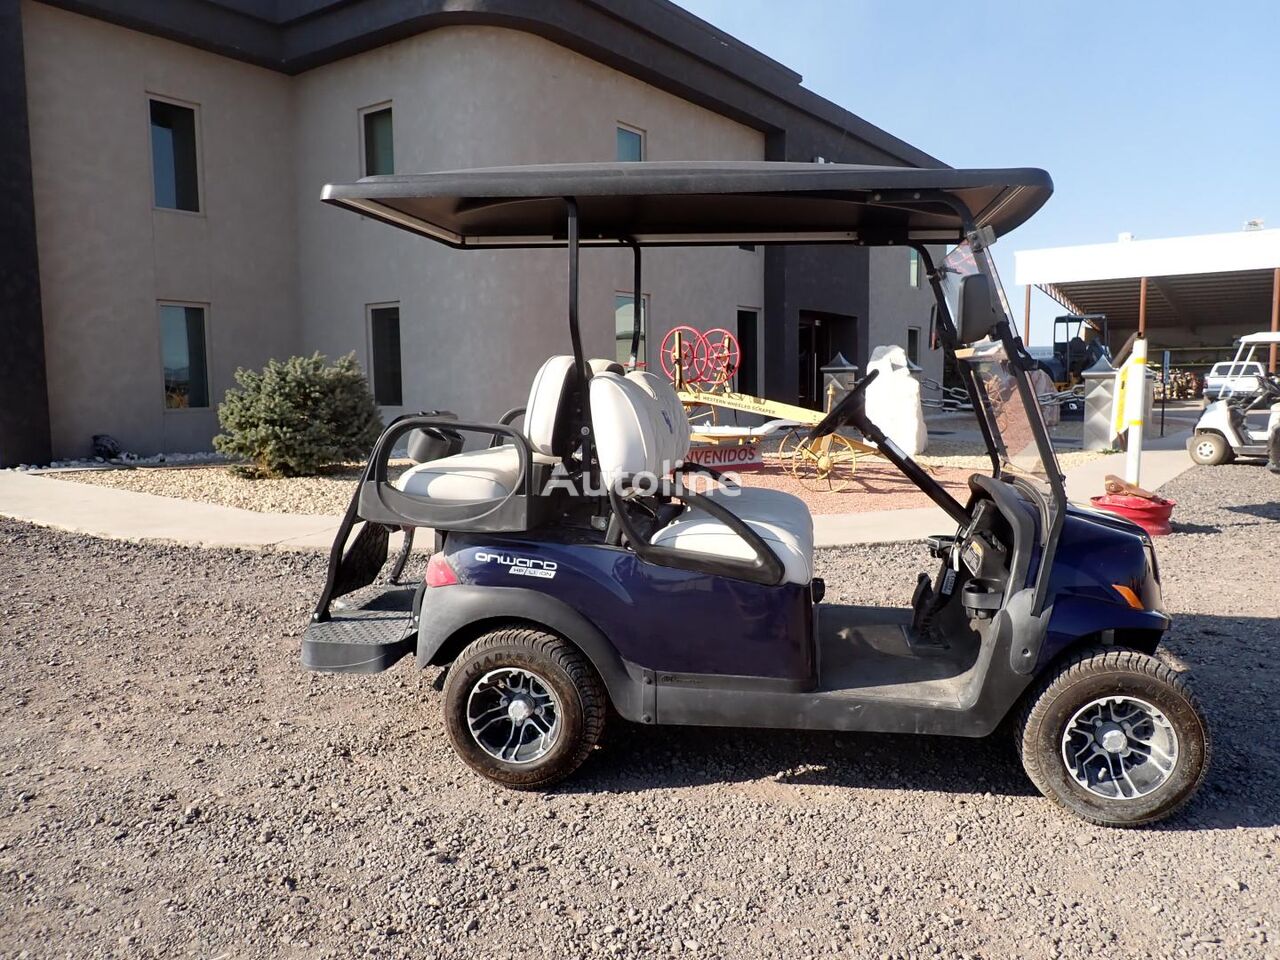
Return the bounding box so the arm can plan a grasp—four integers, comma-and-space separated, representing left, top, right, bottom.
1124, 337, 1148, 487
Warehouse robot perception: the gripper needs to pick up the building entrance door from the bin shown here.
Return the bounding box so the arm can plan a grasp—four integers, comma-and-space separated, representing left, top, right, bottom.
798, 311, 856, 409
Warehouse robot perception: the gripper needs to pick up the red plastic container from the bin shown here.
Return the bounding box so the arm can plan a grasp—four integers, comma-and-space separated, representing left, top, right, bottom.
1089, 494, 1177, 537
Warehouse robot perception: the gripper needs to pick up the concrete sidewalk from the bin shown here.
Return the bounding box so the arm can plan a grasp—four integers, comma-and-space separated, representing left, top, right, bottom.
0, 470, 348, 551
0, 431, 1197, 551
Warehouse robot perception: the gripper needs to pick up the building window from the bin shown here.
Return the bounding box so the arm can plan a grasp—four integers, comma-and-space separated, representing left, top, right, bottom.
909, 248, 920, 288
737, 309, 759, 395
362, 105, 394, 176
616, 124, 644, 162
614, 294, 648, 366
906, 326, 921, 365
150, 99, 199, 212
160, 304, 209, 408
369, 304, 403, 406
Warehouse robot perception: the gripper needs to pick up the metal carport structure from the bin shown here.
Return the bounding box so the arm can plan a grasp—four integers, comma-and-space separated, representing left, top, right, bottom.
1014, 228, 1280, 372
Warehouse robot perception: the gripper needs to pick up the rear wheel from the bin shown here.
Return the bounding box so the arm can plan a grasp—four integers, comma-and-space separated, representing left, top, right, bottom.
1016, 648, 1210, 827
1187, 432, 1232, 465
443, 627, 606, 789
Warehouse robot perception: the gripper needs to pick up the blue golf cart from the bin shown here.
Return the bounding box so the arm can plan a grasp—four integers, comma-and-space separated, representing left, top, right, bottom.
302, 162, 1209, 827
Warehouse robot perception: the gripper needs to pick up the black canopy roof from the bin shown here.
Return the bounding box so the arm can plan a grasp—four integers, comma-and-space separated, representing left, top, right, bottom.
321, 161, 1052, 249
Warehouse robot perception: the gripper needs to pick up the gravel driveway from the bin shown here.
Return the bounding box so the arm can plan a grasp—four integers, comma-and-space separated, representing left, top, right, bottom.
2, 465, 1277, 959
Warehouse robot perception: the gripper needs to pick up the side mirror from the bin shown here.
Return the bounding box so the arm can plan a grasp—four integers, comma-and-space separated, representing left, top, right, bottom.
957, 273, 1003, 344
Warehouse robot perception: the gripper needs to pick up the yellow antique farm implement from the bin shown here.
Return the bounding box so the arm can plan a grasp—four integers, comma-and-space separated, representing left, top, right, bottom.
659, 327, 883, 492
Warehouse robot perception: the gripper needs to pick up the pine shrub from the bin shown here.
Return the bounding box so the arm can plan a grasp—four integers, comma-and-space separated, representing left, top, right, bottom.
214, 352, 383, 478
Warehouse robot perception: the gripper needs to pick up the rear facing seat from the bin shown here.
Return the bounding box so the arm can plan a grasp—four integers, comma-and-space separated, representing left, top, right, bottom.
396, 446, 523, 502
395, 356, 623, 502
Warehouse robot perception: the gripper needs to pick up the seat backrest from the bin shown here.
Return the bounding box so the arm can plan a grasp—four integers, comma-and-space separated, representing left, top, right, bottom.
525, 356, 576, 458
526, 356, 628, 459
590, 358, 626, 376
590, 372, 663, 488
625, 370, 690, 471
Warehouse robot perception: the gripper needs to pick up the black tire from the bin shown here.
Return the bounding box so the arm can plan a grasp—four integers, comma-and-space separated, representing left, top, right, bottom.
1187, 432, 1232, 466
443, 627, 606, 789
1016, 647, 1210, 827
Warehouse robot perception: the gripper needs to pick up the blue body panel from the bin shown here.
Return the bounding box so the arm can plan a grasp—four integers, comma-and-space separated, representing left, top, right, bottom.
430, 490, 1165, 691
1038, 504, 1168, 668
441, 532, 814, 681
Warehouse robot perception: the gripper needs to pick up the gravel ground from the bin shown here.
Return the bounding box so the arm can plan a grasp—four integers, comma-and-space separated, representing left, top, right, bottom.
2, 465, 1277, 959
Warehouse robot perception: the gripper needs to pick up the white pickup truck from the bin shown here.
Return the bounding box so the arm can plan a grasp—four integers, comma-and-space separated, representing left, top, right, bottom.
1202, 360, 1265, 401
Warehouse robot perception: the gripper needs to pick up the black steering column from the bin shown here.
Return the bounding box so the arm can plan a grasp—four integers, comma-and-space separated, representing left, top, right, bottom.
810, 370, 970, 527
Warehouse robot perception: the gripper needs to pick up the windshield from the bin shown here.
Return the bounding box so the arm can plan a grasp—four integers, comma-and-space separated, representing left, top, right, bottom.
938, 242, 1060, 489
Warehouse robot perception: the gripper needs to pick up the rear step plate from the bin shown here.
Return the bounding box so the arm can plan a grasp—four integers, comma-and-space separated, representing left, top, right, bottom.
302, 585, 417, 673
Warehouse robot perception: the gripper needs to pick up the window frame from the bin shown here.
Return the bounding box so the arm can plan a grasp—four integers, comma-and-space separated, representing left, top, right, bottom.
616, 122, 646, 163
147, 93, 204, 216
736, 306, 762, 395
614, 291, 650, 366
906, 325, 922, 366
366, 301, 404, 408
359, 102, 395, 177
157, 300, 211, 413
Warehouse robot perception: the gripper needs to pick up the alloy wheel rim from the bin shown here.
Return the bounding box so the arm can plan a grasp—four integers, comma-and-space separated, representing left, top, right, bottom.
466, 668, 562, 764
1196, 440, 1217, 459
1060, 695, 1179, 800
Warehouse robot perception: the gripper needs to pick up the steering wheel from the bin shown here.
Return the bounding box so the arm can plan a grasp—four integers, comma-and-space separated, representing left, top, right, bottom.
806, 369, 879, 442
1234, 373, 1280, 412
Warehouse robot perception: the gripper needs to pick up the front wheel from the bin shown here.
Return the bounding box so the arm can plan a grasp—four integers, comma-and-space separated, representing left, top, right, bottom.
443, 627, 606, 789
1187, 431, 1232, 465
1016, 648, 1210, 827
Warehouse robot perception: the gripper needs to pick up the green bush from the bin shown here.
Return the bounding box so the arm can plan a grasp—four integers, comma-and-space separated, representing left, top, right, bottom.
214, 352, 384, 478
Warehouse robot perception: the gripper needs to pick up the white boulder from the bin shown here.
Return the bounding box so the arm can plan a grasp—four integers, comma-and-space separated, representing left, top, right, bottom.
864, 345, 928, 455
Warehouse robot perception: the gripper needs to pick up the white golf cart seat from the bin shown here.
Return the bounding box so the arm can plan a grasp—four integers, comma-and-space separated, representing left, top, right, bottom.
624, 369, 692, 468
395, 447, 523, 502
648, 507, 812, 584
396, 356, 623, 502
591, 371, 814, 585
622, 369, 813, 554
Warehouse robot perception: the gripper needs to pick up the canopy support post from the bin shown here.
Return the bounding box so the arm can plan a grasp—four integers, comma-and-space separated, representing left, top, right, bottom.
625, 239, 643, 368
1138, 276, 1148, 336
1270, 266, 1279, 374
564, 197, 594, 468
1023, 284, 1031, 341
565, 198, 584, 380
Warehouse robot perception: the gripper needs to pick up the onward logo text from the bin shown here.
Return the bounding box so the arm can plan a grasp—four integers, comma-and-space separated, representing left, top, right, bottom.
474, 551, 558, 579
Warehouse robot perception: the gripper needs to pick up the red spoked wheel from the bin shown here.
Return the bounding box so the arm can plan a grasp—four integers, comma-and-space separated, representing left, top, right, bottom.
702, 328, 741, 386
659, 326, 709, 384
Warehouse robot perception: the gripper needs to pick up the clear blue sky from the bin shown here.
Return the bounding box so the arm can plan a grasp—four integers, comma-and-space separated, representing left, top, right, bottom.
676, 0, 1279, 343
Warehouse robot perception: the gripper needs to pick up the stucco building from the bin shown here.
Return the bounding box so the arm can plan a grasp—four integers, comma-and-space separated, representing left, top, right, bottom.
1, 0, 944, 465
